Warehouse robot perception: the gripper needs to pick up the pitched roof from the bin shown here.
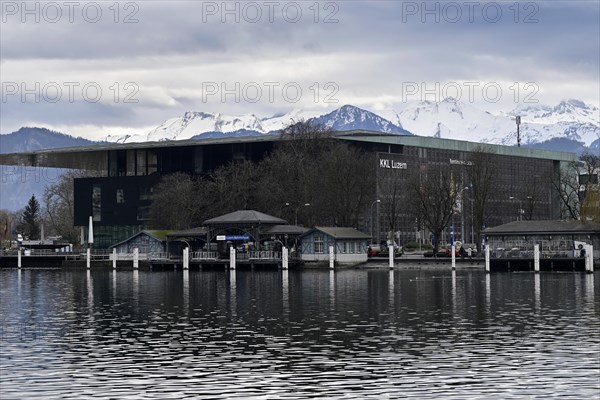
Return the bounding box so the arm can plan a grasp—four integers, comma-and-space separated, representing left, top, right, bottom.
166, 227, 207, 237
203, 210, 287, 225
485, 220, 600, 235
300, 227, 370, 240
110, 230, 172, 248
264, 224, 309, 235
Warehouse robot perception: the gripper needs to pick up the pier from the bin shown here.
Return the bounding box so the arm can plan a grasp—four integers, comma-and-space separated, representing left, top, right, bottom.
0, 248, 300, 269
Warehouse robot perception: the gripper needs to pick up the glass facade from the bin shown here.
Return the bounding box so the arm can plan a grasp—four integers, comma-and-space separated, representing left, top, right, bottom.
72, 136, 573, 248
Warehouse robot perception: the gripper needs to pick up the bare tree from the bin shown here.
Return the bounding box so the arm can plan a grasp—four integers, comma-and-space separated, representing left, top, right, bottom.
150, 173, 207, 229
579, 151, 600, 222
43, 170, 94, 243
408, 163, 461, 254
464, 146, 499, 249
379, 164, 409, 241
210, 160, 262, 214
550, 161, 582, 220
318, 143, 375, 227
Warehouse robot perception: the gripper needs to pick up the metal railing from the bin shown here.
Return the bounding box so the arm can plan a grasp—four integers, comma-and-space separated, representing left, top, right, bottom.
1, 248, 301, 263
190, 251, 219, 260
491, 248, 578, 259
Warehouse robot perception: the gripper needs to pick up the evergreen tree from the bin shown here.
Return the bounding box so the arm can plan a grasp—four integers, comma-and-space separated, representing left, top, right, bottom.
22, 194, 40, 240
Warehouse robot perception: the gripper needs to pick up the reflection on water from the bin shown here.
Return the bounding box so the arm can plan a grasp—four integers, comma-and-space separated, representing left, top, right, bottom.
1, 267, 599, 399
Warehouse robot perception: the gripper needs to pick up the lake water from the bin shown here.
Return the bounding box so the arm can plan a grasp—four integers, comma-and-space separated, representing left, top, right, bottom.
1, 266, 598, 399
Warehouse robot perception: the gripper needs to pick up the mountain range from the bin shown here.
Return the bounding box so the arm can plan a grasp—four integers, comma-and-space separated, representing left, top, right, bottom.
1, 99, 598, 211
99, 99, 599, 150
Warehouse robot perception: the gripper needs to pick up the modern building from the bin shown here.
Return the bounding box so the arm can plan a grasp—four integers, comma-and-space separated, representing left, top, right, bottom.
0, 131, 578, 248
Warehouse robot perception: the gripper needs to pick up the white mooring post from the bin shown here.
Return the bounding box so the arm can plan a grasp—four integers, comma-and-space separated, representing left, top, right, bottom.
282, 247, 289, 270
586, 244, 594, 273
534, 244, 540, 273
389, 244, 394, 269
229, 246, 236, 270
17, 248, 22, 269
451, 244, 456, 270
183, 247, 189, 270
485, 246, 490, 273
133, 247, 139, 270
112, 248, 117, 270
329, 245, 335, 270
86, 248, 91, 269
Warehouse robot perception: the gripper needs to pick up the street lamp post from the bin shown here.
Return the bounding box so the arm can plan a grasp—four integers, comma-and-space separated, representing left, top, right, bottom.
370, 199, 380, 242
460, 186, 469, 242
509, 196, 523, 221
470, 197, 474, 244
286, 202, 310, 226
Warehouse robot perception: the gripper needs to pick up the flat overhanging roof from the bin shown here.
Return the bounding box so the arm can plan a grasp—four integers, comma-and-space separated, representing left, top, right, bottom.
0, 130, 577, 169
338, 132, 578, 162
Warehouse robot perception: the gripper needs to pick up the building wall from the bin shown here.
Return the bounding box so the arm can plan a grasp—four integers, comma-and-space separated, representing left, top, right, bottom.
487, 233, 600, 259
372, 148, 564, 246
300, 231, 368, 263
114, 233, 165, 254
71, 136, 575, 248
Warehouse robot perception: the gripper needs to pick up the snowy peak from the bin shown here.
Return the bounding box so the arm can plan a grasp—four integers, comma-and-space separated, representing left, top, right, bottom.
508, 99, 599, 125
145, 111, 265, 142
101, 99, 598, 148
388, 97, 599, 147
311, 104, 410, 135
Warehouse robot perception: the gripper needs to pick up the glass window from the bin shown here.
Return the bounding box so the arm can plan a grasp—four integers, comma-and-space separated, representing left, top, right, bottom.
116, 189, 125, 204
136, 150, 147, 176
148, 150, 158, 174
139, 187, 154, 201
137, 206, 151, 221
314, 234, 324, 254
92, 185, 101, 222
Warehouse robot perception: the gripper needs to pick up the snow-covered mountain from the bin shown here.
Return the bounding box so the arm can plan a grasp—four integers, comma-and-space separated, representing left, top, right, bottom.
103, 105, 410, 142
102, 98, 598, 148
311, 105, 411, 135
383, 97, 599, 147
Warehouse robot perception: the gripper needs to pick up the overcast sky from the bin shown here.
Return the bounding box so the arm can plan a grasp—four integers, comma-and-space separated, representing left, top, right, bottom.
1, 0, 598, 140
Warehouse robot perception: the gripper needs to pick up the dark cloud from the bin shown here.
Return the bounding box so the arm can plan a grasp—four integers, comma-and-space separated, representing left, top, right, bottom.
0, 0, 598, 138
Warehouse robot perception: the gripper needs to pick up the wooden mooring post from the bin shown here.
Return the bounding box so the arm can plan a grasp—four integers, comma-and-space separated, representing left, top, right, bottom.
586, 244, 594, 273
329, 245, 335, 270
282, 247, 289, 270
534, 244, 540, 273
183, 247, 189, 270
229, 247, 236, 270
451, 244, 456, 270
133, 247, 139, 270
86, 248, 91, 269
389, 245, 394, 269
112, 248, 117, 270
485, 246, 490, 273
17, 248, 21, 269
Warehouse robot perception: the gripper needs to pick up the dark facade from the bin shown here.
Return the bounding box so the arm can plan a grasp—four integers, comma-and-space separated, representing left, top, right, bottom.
0, 132, 577, 249
372, 146, 562, 246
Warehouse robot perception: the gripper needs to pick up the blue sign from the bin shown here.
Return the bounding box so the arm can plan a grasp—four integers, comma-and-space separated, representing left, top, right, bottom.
450, 224, 454, 246
226, 235, 250, 241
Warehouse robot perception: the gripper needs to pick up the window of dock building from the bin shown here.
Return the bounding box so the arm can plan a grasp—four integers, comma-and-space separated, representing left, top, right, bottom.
340, 242, 347, 253
92, 185, 101, 221
314, 235, 324, 254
